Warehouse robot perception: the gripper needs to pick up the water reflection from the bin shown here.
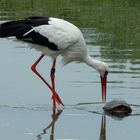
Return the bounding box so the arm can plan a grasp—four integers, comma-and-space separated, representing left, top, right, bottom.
99, 115, 106, 140
99, 113, 132, 140
36, 109, 63, 140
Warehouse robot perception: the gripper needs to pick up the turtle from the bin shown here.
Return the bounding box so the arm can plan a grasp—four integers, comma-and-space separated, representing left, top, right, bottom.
103, 99, 132, 117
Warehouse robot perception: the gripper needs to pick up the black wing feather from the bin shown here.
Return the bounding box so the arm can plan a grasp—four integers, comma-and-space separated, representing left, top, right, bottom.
0, 16, 49, 37
0, 16, 58, 50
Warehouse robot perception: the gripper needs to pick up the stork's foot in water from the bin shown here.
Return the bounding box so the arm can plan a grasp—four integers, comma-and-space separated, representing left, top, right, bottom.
103, 99, 132, 118
51, 93, 64, 110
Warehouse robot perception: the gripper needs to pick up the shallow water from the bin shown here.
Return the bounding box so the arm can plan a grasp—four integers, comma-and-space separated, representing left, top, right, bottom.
0, 0, 140, 140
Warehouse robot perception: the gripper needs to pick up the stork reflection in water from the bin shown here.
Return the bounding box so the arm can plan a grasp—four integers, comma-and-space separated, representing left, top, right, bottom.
36, 109, 63, 140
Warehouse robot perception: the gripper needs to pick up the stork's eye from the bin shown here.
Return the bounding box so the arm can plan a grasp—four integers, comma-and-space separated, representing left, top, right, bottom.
105, 71, 108, 76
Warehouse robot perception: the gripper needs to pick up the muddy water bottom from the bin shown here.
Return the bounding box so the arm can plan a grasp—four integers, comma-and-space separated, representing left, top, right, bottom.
0, 103, 140, 140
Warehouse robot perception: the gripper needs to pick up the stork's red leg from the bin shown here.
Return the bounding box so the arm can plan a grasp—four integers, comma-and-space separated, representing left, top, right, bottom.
50, 59, 64, 108
31, 53, 64, 106
50, 59, 56, 110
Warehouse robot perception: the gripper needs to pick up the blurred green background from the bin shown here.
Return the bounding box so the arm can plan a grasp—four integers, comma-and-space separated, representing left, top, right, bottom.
0, 0, 140, 64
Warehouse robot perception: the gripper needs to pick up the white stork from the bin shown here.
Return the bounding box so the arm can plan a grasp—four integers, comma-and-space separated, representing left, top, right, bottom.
0, 16, 108, 109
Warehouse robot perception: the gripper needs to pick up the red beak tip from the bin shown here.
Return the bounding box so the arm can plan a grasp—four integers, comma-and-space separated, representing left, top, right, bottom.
101, 75, 107, 103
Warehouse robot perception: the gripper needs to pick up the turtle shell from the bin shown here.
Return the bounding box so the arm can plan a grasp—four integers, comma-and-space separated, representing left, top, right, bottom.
103, 100, 132, 116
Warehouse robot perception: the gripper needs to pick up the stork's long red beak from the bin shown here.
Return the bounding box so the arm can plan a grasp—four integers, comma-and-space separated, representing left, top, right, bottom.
100, 75, 107, 102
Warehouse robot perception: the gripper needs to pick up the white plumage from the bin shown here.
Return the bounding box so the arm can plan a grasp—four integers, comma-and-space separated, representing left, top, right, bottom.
33, 18, 87, 64
0, 16, 108, 109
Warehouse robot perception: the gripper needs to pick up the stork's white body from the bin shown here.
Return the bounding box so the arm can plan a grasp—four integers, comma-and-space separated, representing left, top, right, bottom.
0, 16, 108, 107
32, 18, 87, 65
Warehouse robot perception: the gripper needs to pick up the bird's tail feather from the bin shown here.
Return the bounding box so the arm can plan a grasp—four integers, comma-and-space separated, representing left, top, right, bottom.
0, 17, 49, 38
0, 20, 30, 38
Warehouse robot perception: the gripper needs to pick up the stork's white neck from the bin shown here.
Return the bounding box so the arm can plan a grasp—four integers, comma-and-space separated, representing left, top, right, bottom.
84, 55, 101, 70
84, 55, 108, 76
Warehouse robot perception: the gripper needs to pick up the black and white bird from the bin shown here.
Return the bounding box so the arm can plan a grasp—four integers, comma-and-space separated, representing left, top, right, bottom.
0, 16, 108, 109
